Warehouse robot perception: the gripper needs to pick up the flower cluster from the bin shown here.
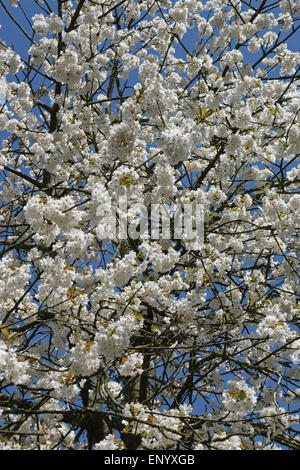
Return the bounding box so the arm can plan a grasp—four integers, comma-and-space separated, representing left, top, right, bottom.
122, 403, 192, 449
222, 380, 257, 417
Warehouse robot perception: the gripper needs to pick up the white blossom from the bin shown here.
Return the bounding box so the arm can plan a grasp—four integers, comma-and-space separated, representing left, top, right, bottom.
95, 434, 123, 450
119, 352, 144, 377
222, 380, 257, 416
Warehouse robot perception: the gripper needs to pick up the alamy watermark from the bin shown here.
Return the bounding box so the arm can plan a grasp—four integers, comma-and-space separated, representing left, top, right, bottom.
96, 197, 204, 250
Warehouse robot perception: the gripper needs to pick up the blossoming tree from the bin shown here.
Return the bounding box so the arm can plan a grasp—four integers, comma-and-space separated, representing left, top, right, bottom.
0, 0, 299, 450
